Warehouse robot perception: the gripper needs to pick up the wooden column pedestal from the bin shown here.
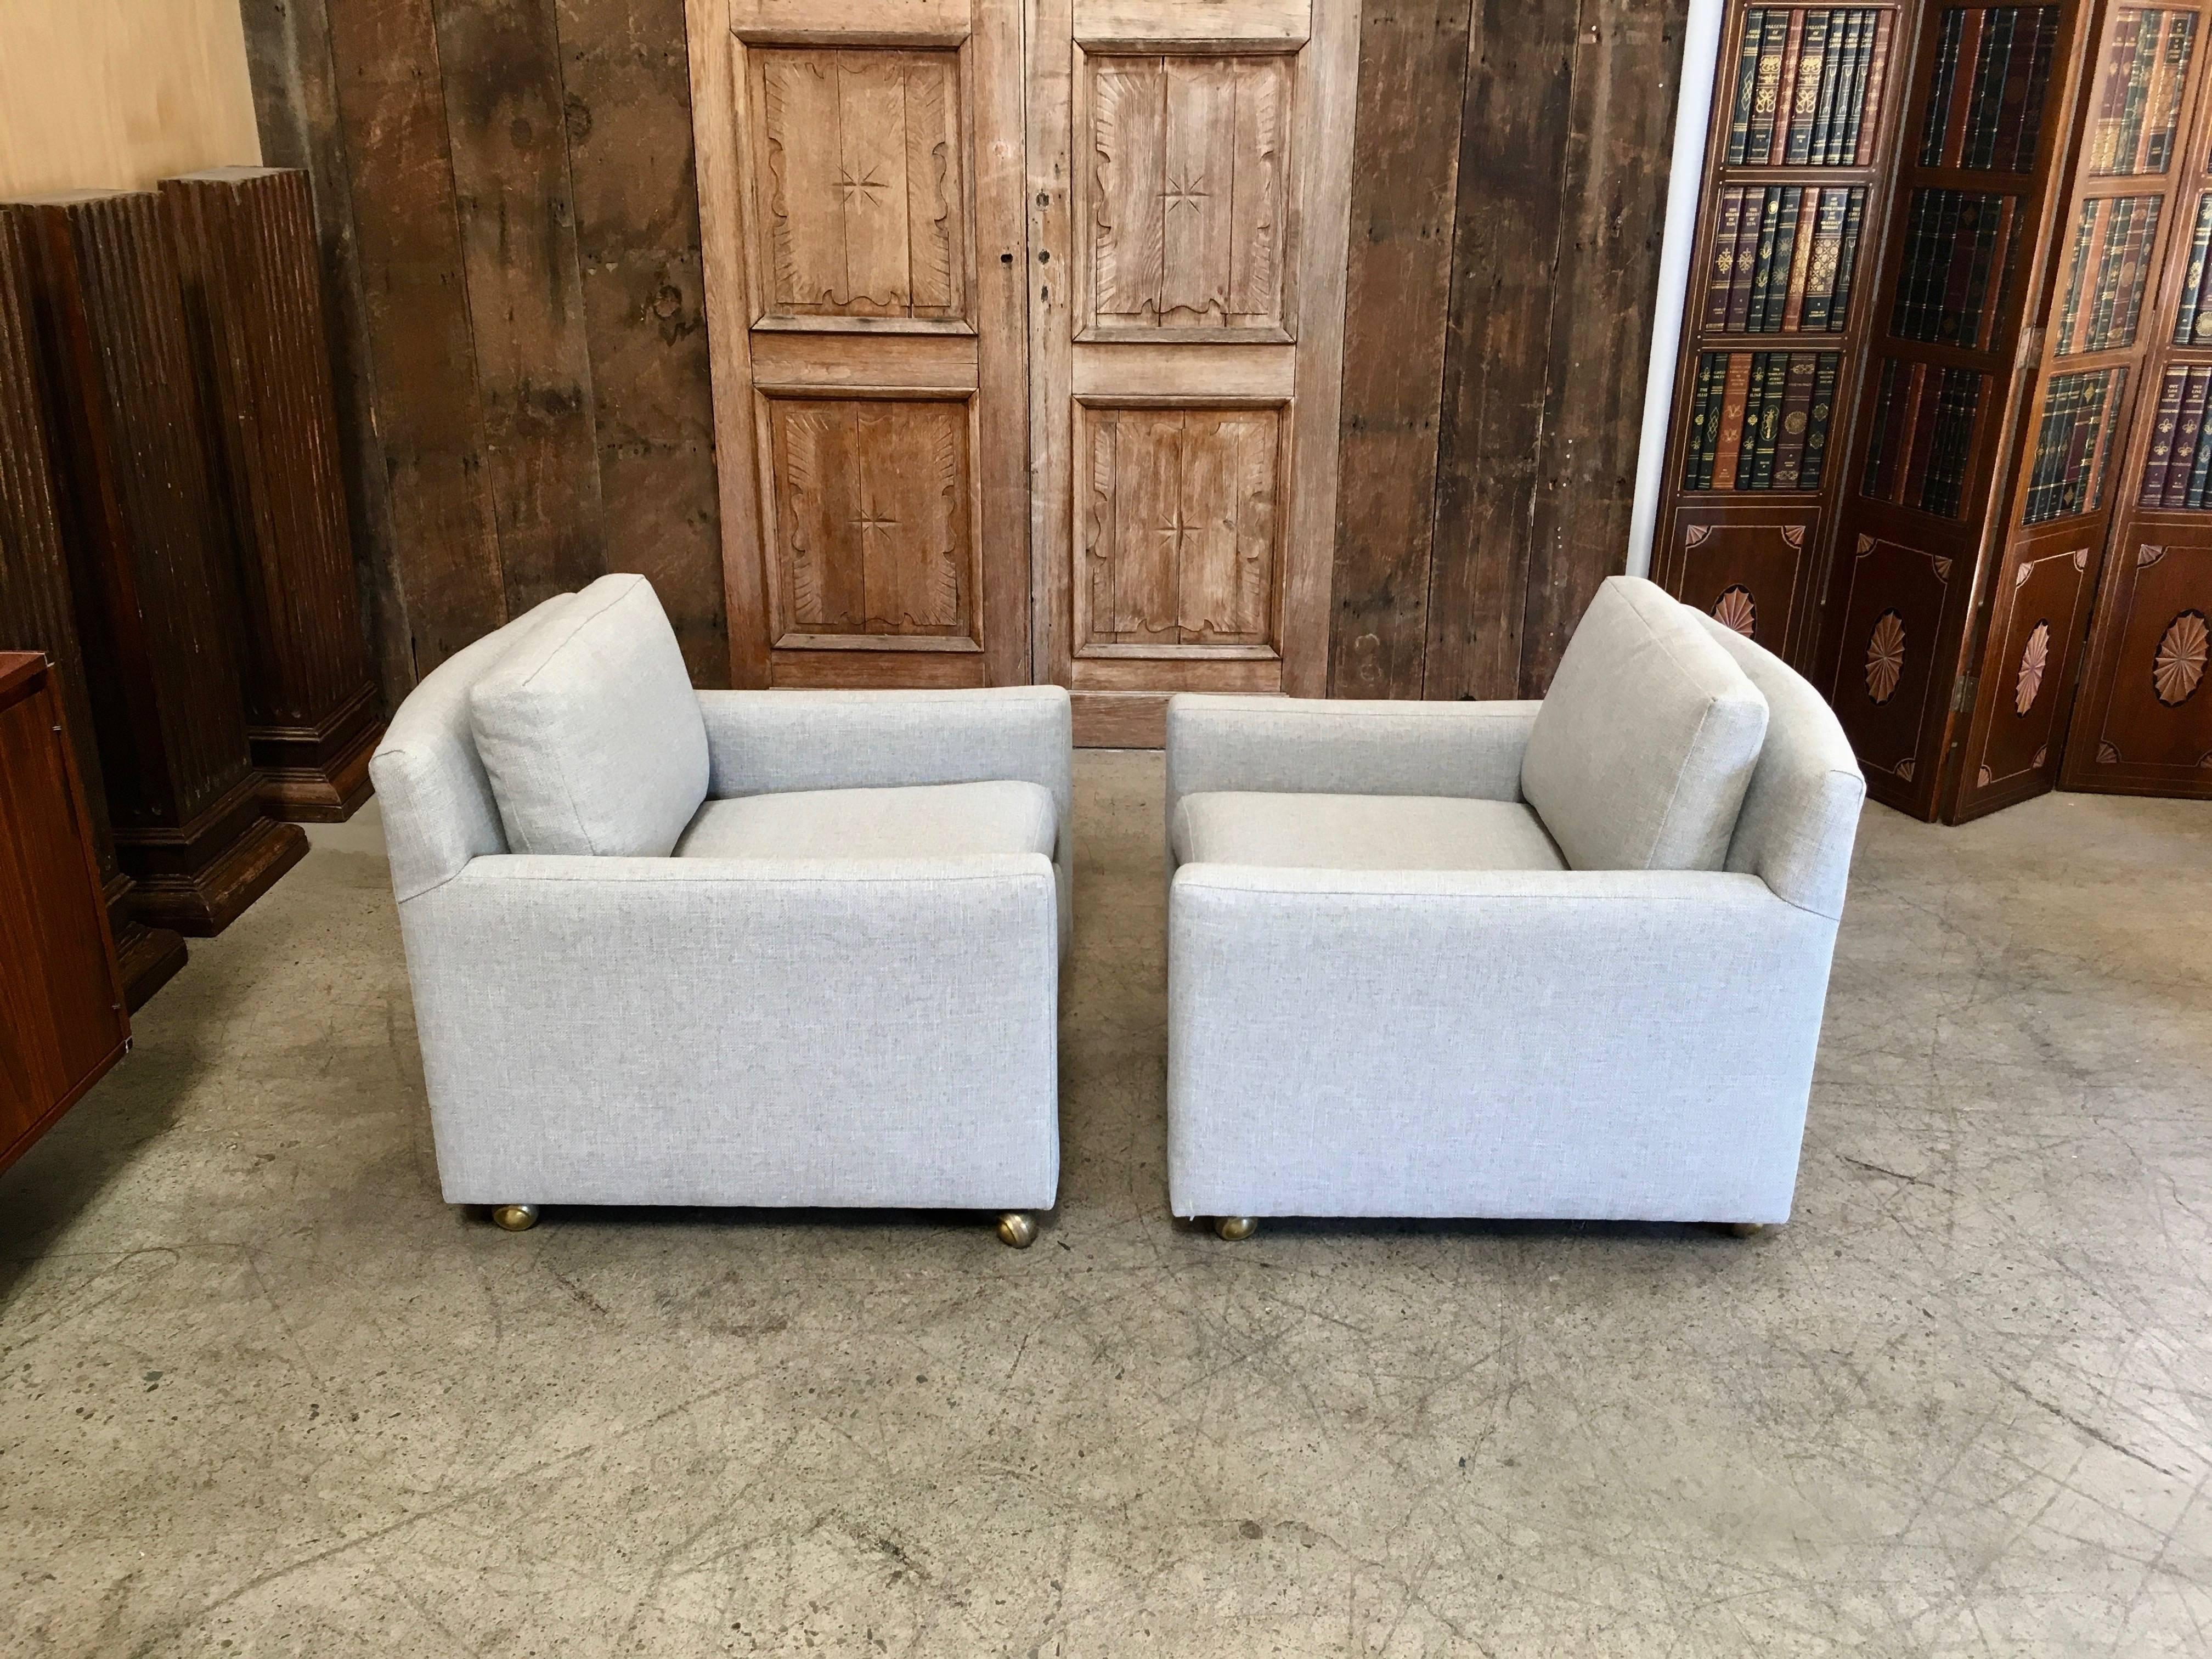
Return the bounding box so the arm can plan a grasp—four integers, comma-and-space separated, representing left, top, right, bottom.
0, 211, 187, 1007
164, 167, 382, 821
5, 190, 304, 937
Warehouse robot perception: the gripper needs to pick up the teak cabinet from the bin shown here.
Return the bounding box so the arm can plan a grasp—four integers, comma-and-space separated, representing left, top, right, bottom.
0, 652, 128, 1178
1658, 0, 2212, 816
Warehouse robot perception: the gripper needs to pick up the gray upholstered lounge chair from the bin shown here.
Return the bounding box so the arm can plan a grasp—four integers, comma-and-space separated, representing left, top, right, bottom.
370, 574, 1069, 1246
1165, 575, 1865, 1239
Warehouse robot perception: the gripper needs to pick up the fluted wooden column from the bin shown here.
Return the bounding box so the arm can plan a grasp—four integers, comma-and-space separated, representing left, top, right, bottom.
0, 210, 188, 1005
163, 167, 382, 820
4, 190, 305, 937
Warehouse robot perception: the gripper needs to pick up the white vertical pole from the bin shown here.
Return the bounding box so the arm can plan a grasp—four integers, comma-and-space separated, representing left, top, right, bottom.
1626, 0, 1729, 578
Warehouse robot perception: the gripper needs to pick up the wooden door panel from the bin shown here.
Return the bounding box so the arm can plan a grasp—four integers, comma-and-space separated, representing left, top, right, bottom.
1079, 50, 1293, 337
747, 48, 968, 323
692, 0, 1025, 687
760, 393, 978, 646
1075, 400, 1282, 652
1036, 0, 1352, 741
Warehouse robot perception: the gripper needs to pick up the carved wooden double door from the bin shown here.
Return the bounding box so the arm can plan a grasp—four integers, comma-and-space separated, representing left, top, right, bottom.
688, 0, 1355, 741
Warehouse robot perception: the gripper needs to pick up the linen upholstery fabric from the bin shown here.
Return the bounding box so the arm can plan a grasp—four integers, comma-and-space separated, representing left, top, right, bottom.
469, 573, 709, 857
1690, 612, 1867, 920
1172, 793, 1565, 872
399, 855, 1059, 1208
377, 614, 1067, 1217
698, 686, 1075, 952
368, 594, 574, 903
1164, 581, 1857, 1226
1168, 866, 1835, 1222
1520, 575, 1769, 871
677, 781, 1056, 863
1166, 697, 1542, 861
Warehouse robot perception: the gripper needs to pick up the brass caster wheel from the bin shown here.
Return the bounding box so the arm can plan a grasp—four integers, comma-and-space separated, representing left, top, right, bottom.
1718, 1221, 1764, 1239
996, 1211, 1038, 1249
1214, 1216, 1259, 1241
492, 1204, 540, 1232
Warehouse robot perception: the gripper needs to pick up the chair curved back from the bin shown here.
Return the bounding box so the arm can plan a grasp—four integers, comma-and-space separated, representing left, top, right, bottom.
1689, 610, 1866, 921
368, 595, 572, 902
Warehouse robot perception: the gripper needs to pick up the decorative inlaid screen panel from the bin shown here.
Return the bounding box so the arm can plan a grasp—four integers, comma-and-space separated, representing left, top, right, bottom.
747, 49, 968, 322
763, 396, 977, 644
1083, 53, 1293, 335
1076, 402, 1284, 650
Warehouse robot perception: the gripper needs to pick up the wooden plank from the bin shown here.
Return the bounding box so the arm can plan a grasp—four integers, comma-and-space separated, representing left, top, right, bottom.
321, 0, 506, 678
687, 1, 773, 685
1031, 0, 1080, 682
1516, 0, 1686, 696
1093, 55, 1167, 326
1324, 0, 1468, 697
1073, 340, 1296, 395
972, 0, 1034, 685
1075, 0, 1312, 47
558, 0, 730, 684
433, 0, 607, 619
1160, 57, 1237, 324
239, 0, 411, 701
1276, 0, 1359, 697
750, 330, 978, 386
1425, 0, 1575, 699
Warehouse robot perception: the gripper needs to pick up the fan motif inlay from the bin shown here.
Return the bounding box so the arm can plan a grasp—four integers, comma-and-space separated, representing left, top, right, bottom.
1866, 610, 1907, 704
2015, 619, 2050, 715
1713, 585, 1757, 638
2152, 610, 2209, 706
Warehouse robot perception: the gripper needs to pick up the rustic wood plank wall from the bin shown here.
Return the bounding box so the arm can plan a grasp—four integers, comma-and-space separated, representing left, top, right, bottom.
1335, 0, 1690, 699
244, 0, 1684, 704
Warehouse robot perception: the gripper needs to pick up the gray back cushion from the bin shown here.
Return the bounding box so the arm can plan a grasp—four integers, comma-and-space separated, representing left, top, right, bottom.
1690, 610, 1866, 919
1521, 575, 1770, 871
469, 574, 709, 857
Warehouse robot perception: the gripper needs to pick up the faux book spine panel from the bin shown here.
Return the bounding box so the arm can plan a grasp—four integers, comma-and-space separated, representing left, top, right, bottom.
2053, 193, 2166, 353
1725, 8, 1894, 167
2023, 365, 2129, 523
1859, 359, 1985, 517
2138, 364, 2212, 506
1701, 184, 1868, 333
2085, 7, 2198, 177
1680, 349, 1842, 490
1888, 188, 2019, 347
1918, 5, 2059, 172
2171, 190, 2212, 342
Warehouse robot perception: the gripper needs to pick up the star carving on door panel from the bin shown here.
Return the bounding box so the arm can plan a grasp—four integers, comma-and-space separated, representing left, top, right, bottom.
838, 165, 889, 207
853, 503, 901, 540
1163, 170, 1211, 215
1158, 504, 1200, 558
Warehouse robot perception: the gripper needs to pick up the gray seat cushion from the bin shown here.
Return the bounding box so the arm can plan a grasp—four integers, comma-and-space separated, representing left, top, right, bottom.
469, 574, 710, 857
676, 781, 1057, 861
1520, 574, 1769, 872
1173, 792, 1566, 872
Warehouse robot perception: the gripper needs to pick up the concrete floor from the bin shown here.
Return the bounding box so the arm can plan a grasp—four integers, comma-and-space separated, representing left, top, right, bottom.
3, 752, 2209, 1656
